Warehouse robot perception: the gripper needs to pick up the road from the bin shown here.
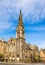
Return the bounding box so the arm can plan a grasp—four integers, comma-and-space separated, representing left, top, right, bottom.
0, 62, 45, 65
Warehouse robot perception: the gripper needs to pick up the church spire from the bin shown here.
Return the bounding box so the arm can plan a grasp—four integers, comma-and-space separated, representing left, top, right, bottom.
16, 10, 24, 38
18, 10, 24, 28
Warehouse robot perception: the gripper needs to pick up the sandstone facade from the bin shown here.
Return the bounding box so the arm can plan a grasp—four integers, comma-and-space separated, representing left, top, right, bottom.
0, 10, 39, 62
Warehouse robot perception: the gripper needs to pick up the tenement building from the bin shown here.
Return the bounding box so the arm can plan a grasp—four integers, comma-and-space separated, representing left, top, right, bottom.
0, 10, 38, 62
39, 49, 45, 62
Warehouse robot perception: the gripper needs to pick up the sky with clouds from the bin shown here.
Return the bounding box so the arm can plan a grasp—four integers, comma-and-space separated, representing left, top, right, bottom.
0, 0, 45, 49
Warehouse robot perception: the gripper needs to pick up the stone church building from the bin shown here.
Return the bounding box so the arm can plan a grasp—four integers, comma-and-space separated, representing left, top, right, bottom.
0, 10, 38, 62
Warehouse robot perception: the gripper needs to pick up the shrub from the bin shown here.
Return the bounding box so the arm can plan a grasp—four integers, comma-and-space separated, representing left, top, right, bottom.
0, 53, 4, 61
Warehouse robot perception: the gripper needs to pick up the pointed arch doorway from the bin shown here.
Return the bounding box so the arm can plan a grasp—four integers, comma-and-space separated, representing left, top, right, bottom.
16, 54, 20, 61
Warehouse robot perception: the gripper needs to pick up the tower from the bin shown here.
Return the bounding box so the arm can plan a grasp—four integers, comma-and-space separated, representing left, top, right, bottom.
16, 10, 24, 39
16, 10, 25, 60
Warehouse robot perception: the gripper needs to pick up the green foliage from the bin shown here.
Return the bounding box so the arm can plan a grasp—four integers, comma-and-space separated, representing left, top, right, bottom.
34, 55, 40, 62
35, 56, 38, 61
0, 53, 4, 61
23, 59, 31, 63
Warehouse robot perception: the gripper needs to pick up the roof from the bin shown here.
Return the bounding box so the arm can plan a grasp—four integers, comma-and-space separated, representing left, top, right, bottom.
0, 40, 7, 44
23, 43, 32, 50
42, 49, 45, 54
9, 38, 16, 41
4, 41, 7, 43
0, 40, 2, 42
40, 49, 45, 54
28, 44, 35, 50
43, 49, 45, 51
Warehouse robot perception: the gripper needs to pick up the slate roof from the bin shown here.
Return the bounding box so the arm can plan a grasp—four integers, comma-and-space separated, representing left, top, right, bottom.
42, 49, 45, 54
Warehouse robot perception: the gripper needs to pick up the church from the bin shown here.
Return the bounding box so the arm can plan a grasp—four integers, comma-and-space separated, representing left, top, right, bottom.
0, 10, 38, 62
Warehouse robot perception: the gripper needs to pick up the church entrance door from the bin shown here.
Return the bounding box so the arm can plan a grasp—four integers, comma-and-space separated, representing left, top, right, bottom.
16, 54, 19, 61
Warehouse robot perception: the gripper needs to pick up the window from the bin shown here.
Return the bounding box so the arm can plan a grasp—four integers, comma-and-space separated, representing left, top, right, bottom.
17, 31, 20, 34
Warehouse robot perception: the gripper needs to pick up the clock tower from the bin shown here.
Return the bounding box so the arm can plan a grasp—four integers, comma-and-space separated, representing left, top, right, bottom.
16, 10, 25, 60
16, 10, 24, 39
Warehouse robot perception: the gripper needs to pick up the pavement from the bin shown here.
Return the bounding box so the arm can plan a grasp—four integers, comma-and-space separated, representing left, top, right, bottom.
0, 62, 45, 65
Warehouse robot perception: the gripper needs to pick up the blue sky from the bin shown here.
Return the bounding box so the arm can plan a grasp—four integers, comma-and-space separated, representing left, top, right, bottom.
0, 0, 45, 49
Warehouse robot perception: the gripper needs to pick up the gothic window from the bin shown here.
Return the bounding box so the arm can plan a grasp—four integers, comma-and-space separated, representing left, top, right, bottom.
17, 54, 19, 57
17, 31, 20, 37
22, 31, 24, 34
9, 43, 15, 52
17, 31, 20, 34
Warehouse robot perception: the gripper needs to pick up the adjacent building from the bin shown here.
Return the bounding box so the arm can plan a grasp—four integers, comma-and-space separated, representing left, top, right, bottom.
39, 49, 45, 62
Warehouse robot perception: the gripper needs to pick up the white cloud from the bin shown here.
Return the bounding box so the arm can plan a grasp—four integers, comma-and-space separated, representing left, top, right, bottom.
13, 0, 45, 23
33, 42, 45, 49
0, 21, 16, 33
25, 27, 45, 31
0, 22, 10, 33
37, 42, 45, 49
0, 0, 45, 32
0, 0, 45, 23
28, 41, 45, 49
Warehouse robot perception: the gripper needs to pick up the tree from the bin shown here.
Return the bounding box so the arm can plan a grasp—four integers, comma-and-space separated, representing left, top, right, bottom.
34, 55, 40, 63
0, 53, 4, 61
